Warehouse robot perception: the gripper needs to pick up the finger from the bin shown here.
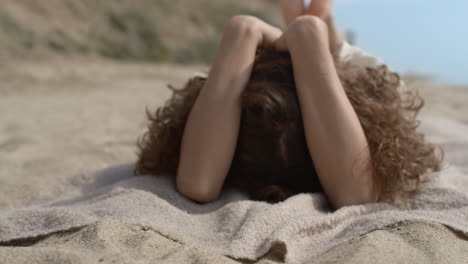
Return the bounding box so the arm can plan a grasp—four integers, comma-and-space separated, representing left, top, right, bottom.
274, 35, 288, 52
279, 0, 305, 26
257, 20, 283, 45
261, 29, 283, 49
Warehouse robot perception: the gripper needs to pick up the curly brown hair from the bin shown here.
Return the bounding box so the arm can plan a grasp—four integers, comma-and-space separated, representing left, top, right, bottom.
135, 49, 444, 203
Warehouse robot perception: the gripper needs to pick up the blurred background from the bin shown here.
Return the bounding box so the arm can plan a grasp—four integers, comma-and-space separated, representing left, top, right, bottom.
0, 0, 467, 83
0, 0, 467, 207
335, 0, 468, 86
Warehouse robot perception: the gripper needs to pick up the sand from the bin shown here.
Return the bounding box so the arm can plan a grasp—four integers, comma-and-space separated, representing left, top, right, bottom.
1, 58, 468, 263
0, 219, 242, 264
0, 58, 196, 208
1, 219, 466, 264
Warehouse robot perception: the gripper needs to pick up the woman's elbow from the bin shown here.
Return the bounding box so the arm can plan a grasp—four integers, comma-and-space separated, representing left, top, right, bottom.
330, 183, 379, 209
176, 176, 220, 204
337, 194, 378, 209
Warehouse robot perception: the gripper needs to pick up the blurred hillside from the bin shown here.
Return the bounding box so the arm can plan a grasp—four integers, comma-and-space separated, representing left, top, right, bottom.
0, 0, 280, 63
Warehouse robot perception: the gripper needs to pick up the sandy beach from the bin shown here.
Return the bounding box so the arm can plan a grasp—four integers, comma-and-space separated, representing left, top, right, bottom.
0, 58, 198, 208
1, 57, 467, 208
1, 58, 468, 263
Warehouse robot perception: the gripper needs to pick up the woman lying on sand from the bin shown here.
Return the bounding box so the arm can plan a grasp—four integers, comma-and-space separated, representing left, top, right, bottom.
135, 0, 444, 209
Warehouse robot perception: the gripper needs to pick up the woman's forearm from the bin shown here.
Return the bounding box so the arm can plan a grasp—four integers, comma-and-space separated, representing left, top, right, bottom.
285, 17, 377, 208
176, 85, 242, 203
176, 17, 265, 203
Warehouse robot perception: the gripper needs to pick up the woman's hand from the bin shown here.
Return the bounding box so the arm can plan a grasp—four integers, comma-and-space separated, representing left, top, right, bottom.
274, 15, 329, 53
201, 16, 284, 79
207, 16, 285, 94
222, 16, 284, 52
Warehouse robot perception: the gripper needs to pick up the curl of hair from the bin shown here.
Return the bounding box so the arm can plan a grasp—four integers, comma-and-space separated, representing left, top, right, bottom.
136, 49, 444, 203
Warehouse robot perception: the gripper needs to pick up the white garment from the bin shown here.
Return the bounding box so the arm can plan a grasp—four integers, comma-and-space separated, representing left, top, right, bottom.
338, 41, 407, 90
336, 41, 384, 68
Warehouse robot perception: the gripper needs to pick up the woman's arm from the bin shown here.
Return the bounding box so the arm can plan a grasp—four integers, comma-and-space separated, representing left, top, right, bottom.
282, 16, 378, 209
176, 16, 282, 203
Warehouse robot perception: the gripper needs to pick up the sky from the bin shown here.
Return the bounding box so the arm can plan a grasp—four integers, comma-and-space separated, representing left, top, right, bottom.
333, 0, 468, 86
